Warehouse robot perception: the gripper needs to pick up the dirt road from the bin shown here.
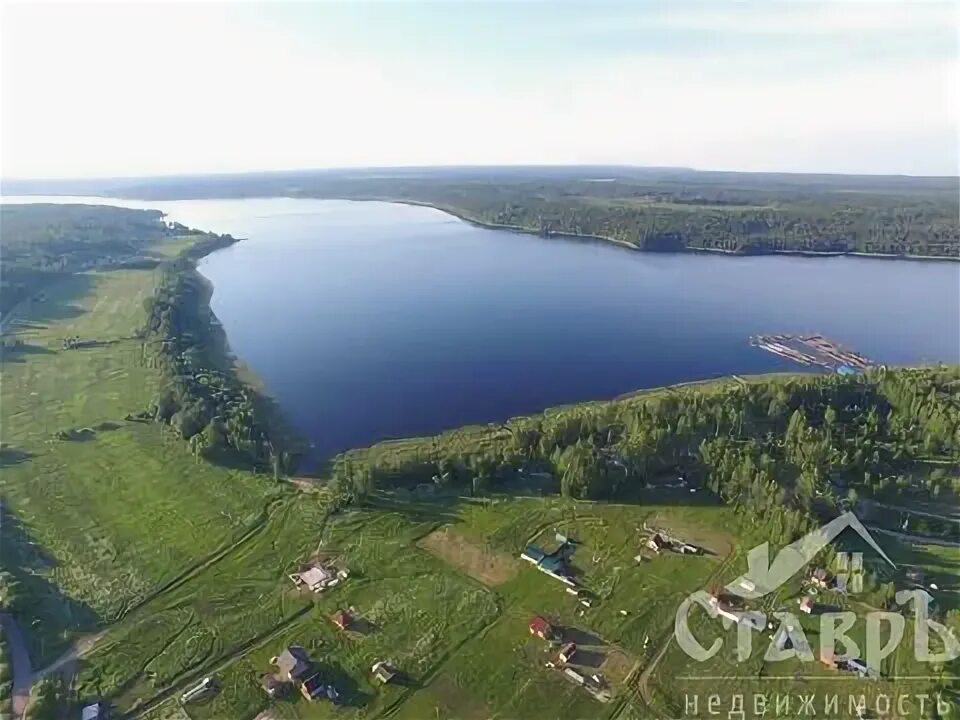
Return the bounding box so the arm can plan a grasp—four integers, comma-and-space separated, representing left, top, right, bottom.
0, 614, 32, 718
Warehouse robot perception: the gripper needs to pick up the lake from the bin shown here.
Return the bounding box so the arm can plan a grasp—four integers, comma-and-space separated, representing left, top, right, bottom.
5, 196, 959, 462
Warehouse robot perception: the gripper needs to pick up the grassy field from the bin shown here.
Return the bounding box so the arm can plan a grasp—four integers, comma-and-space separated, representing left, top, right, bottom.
0, 236, 277, 663
67, 492, 738, 719
67, 486, 952, 720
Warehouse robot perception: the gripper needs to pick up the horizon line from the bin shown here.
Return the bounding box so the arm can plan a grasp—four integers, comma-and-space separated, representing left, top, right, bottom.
3, 163, 959, 185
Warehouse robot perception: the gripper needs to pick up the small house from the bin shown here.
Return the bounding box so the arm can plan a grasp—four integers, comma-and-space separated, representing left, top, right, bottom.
540, 554, 568, 576
528, 616, 554, 640
558, 642, 577, 664
290, 565, 334, 592
331, 609, 352, 631
521, 545, 547, 564
300, 673, 328, 701
646, 534, 666, 553
563, 667, 585, 685
274, 646, 312, 682
81, 703, 106, 720
372, 660, 396, 684
799, 596, 814, 614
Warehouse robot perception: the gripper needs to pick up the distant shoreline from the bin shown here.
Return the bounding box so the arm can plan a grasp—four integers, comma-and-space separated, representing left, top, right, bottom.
365, 197, 960, 262
5, 192, 958, 261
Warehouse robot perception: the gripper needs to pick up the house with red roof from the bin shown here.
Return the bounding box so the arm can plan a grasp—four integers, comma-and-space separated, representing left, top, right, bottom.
331, 609, 352, 631
528, 615, 555, 640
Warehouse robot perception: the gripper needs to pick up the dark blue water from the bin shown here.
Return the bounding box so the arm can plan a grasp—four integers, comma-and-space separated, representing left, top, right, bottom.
8, 197, 959, 460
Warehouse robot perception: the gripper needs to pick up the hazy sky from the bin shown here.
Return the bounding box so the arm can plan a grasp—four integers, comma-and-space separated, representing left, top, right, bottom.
2, 1, 957, 178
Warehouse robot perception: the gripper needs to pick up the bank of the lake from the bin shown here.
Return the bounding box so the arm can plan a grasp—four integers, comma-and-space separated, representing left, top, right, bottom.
355, 197, 960, 261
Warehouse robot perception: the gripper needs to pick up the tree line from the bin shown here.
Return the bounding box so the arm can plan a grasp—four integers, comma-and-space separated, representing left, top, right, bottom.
329, 368, 960, 548
140, 252, 296, 474
0, 204, 186, 315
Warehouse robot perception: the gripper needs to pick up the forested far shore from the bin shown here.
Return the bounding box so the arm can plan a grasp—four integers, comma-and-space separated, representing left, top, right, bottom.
9, 167, 958, 258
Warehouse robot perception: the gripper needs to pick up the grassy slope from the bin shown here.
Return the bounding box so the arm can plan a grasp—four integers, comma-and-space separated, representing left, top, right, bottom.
0, 235, 275, 663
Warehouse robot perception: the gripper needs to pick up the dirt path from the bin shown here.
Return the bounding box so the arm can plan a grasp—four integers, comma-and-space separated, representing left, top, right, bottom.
33, 629, 109, 682
1, 614, 33, 718
0, 614, 110, 719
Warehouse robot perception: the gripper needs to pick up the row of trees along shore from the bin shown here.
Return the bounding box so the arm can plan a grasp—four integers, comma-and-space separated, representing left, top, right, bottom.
139, 239, 296, 475
330, 367, 960, 548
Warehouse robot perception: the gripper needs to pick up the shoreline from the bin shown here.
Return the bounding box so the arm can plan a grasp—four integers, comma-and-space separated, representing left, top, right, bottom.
351, 196, 960, 262
8, 191, 958, 262
146, 230, 309, 471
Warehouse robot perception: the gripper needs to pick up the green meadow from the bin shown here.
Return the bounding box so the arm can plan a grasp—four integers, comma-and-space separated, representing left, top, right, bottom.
0, 236, 276, 664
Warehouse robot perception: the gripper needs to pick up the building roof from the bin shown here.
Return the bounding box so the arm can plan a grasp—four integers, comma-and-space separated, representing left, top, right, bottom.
523, 545, 546, 562
81, 704, 103, 720
299, 566, 333, 588
540, 555, 567, 574
276, 646, 312, 680
332, 610, 351, 629
372, 661, 396, 681
300, 673, 327, 699
528, 616, 552, 635
559, 642, 577, 659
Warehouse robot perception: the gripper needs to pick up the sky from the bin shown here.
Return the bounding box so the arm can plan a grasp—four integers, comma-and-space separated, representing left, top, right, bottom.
1, 1, 957, 179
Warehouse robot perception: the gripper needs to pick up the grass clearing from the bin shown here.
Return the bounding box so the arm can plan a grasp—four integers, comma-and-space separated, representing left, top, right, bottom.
1, 240, 275, 663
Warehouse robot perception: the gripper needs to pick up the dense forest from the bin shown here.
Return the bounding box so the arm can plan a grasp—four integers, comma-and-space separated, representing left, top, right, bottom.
330, 367, 960, 548
336, 174, 959, 257
10, 167, 958, 258
0, 204, 183, 315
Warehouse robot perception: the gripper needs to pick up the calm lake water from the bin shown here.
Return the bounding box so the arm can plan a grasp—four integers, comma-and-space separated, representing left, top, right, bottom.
6, 196, 959, 461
